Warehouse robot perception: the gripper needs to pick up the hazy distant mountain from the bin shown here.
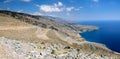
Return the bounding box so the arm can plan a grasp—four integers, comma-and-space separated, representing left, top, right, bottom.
0, 10, 119, 59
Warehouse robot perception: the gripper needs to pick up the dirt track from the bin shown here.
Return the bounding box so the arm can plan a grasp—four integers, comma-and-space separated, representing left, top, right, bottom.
0, 26, 35, 30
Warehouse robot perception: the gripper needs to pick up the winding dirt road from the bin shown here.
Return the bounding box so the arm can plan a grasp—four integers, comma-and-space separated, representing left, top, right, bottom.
0, 26, 35, 30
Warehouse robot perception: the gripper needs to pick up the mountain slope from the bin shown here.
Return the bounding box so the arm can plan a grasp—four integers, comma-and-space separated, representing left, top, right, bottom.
0, 10, 120, 59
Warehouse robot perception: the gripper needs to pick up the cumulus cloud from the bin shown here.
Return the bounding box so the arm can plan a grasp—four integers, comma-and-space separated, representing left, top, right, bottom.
54, 2, 63, 7
37, 1, 82, 13
21, 0, 31, 2
32, 12, 43, 15
37, 2, 78, 13
39, 5, 63, 12
37, 2, 64, 12
17, 10, 23, 12
66, 7, 74, 12
58, 2, 63, 6
74, 7, 83, 11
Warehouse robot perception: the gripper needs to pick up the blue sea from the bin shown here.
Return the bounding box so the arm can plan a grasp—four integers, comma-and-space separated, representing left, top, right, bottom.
79, 20, 120, 53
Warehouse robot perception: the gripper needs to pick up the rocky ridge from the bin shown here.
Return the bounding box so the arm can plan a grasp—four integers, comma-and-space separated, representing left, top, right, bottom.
0, 37, 119, 59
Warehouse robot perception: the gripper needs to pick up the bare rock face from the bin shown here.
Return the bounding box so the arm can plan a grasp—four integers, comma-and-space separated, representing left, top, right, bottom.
0, 10, 120, 59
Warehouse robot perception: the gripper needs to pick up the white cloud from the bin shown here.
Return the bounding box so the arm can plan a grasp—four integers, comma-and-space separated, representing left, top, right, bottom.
37, 2, 80, 13
4, 0, 12, 3
58, 2, 63, 6
74, 7, 83, 11
54, 2, 63, 7
93, 0, 99, 2
17, 10, 23, 12
37, 2, 64, 12
21, 0, 31, 2
66, 7, 74, 12
39, 5, 63, 12
32, 12, 43, 15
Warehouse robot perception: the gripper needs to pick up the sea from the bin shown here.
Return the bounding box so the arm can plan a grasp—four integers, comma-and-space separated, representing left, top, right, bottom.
78, 20, 120, 53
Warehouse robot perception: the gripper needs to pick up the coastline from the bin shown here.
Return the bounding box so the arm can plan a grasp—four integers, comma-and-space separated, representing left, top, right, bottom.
79, 25, 120, 54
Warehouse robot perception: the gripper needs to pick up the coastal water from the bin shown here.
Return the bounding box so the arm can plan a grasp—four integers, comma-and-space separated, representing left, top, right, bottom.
79, 20, 120, 53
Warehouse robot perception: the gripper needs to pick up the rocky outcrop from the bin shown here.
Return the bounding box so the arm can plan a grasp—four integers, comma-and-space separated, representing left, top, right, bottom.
0, 37, 119, 59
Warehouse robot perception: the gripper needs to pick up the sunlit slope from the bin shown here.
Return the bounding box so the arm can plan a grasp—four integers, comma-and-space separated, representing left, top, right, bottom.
0, 15, 38, 42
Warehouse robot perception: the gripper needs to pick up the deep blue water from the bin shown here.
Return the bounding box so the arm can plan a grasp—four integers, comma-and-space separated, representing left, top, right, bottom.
79, 20, 120, 53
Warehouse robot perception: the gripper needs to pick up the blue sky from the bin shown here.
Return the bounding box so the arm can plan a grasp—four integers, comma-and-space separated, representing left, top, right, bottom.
0, 0, 120, 21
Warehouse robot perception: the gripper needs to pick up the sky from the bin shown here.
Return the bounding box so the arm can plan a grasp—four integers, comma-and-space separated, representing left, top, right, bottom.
0, 0, 120, 21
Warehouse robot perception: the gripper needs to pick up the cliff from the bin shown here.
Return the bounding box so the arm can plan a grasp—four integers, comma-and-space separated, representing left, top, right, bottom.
0, 10, 119, 59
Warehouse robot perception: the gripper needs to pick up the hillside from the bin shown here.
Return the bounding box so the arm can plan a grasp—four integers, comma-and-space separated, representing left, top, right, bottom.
0, 10, 120, 59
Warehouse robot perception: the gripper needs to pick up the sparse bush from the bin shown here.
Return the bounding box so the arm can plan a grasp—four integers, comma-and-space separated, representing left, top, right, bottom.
49, 26, 58, 31
64, 46, 71, 49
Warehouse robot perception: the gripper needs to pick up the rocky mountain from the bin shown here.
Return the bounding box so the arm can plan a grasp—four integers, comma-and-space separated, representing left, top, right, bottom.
0, 10, 120, 59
